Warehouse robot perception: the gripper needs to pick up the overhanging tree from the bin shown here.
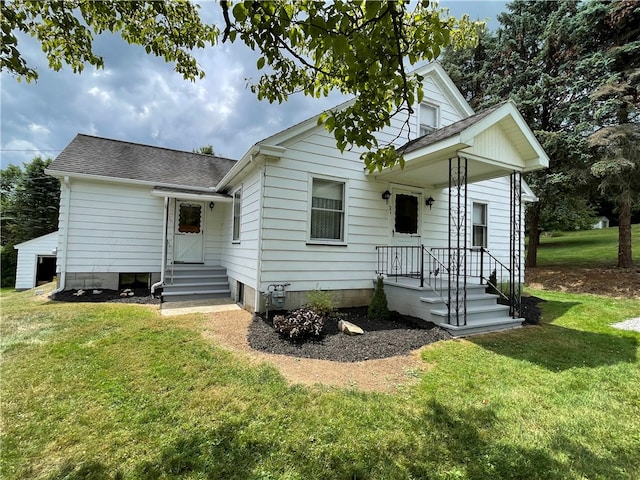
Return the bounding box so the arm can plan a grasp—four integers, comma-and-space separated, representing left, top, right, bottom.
1, 0, 479, 171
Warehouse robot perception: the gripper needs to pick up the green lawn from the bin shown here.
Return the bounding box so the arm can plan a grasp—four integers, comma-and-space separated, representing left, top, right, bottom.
533, 224, 640, 267
2, 287, 640, 479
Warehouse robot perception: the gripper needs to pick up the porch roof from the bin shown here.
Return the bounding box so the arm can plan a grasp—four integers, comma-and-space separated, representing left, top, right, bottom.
151, 186, 233, 203
370, 101, 549, 189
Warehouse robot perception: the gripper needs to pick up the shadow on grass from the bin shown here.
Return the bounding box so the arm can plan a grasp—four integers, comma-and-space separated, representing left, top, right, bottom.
405, 400, 634, 480
471, 299, 639, 371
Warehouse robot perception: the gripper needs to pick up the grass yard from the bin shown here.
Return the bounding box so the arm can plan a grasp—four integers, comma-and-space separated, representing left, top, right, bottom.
534, 224, 640, 268
2, 286, 640, 479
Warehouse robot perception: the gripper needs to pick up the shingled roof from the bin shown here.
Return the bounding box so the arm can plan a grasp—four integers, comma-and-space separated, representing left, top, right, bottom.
398, 101, 507, 155
47, 134, 237, 189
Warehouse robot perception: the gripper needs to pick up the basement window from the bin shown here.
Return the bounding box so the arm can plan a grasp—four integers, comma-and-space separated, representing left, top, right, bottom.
119, 273, 151, 290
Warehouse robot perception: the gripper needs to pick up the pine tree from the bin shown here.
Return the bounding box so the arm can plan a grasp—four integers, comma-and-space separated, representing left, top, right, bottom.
368, 276, 390, 321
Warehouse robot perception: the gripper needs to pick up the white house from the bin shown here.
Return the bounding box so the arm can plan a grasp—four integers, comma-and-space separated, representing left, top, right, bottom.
14, 231, 58, 290
46, 62, 549, 336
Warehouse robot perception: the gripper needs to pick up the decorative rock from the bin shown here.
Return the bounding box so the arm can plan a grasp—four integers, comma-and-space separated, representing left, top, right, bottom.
92, 289, 102, 295
338, 320, 364, 336
73, 289, 85, 296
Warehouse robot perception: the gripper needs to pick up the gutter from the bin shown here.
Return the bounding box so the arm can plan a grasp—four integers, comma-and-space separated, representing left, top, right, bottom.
50, 176, 71, 296
216, 144, 286, 191
151, 196, 170, 296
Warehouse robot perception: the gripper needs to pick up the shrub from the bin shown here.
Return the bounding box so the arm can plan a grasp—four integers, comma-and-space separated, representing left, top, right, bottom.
306, 288, 335, 317
368, 276, 390, 320
273, 308, 325, 340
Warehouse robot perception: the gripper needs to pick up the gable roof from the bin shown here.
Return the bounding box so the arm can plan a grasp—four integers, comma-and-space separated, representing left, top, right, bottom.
217, 62, 475, 189
47, 134, 237, 190
371, 100, 549, 188
399, 101, 506, 155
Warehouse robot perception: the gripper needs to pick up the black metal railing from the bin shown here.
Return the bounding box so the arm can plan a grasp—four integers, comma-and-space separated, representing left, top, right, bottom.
375, 245, 449, 303
431, 247, 515, 308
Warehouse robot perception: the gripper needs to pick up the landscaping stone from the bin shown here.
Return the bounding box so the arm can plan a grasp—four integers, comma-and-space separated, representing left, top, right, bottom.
338, 319, 364, 336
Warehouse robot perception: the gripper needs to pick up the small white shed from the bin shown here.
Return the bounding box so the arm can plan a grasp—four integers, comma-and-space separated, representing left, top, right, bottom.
593, 216, 610, 229
14, 231, 58, 290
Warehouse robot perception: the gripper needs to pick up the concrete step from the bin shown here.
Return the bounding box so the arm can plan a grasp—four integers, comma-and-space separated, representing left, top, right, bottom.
436, 317, 523, 337
164, 279, 229, 293
431, 304, 511, 323
166, 274, 228, 285
161, 289, 232, 303
420, 293, 501, 309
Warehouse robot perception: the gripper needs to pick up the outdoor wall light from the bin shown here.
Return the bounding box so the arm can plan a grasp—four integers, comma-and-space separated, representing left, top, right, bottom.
209, 201, 215, 209
425, 196, 435, 210
381, 190, 391, 201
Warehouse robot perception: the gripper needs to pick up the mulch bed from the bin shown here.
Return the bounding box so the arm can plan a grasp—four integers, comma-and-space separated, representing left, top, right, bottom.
51, 289, 160, 305
249, 297, 543, 362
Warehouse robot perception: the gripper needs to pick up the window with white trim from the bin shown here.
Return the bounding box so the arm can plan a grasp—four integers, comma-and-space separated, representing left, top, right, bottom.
472, 202, 487, 247
419, 103, 439, 136
232, 189, 241, 241
310, 178, 345, 242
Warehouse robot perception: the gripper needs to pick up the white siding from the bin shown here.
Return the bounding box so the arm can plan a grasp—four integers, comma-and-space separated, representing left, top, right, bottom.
63, 180, 163, 272
220, 167, 262, 289
245, 68, 517, 296
14, 232, 58, 290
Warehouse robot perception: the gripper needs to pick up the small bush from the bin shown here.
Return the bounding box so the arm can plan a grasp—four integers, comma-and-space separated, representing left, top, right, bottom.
306, 288, 335, 317
368, 276, 390, 320
273, 308, 325, 340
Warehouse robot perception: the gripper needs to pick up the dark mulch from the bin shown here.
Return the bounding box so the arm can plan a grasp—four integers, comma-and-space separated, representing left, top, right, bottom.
249, 307, 452, 362
249, 297, 543, 362
51, 289, 160, 305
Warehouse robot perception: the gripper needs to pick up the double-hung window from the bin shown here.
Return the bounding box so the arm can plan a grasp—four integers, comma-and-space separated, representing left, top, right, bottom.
472, 202, 488, 248
310, 178, 345, 242
419, 103, 439, 136
232, 189, 241, 241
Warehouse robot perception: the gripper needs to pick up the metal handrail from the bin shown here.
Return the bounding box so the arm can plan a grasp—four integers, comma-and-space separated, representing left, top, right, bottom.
430, 247, 511, 302
375, 245, 450, 305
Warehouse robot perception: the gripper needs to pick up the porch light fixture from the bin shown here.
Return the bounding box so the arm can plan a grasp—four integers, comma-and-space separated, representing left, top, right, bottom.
381, 190, 391, 201
209, 201, 215, 209
425, 196, 435, 210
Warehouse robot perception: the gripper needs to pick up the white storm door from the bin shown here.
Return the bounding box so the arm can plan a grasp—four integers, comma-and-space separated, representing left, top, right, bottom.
174, 201, 205, 263
391, 189, 422, 246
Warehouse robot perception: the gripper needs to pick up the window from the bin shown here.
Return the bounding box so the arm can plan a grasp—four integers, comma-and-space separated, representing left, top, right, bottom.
310, 178, 345, 242
119, 273, 150, 289
472, 203, 487, 247
232, 189, 241, 241
395, 194, 419, 234
419, 103, 438, 136
178, 204, 202, 233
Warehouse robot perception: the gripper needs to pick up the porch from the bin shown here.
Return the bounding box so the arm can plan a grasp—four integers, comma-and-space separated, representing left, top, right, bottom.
376, 245, 523, 336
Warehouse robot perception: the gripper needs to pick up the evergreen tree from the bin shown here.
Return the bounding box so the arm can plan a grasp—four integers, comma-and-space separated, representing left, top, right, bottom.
572, 0, 640, 268
0, 157, 60, 287
442, 0, 596, 267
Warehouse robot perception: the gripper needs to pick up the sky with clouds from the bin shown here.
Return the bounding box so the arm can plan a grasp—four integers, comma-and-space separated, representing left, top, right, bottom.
0, 1, 507, 169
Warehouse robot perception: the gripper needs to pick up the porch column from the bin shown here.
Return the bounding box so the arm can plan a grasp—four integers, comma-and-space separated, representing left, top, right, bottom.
509, 171, 522, 318
448, 155, 468, 327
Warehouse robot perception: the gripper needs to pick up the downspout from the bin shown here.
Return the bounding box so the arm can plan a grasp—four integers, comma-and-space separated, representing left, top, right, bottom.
151, 196, 169, 295
50, 176, 71, 296
254, 160, 267, 312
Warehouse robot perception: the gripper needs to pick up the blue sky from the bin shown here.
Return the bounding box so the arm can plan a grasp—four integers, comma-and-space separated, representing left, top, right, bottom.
0, 1, 507, 169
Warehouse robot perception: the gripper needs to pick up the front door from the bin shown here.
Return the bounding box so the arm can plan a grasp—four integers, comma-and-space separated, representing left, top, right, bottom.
174, 201, 205, 263
391, 188, 422, 246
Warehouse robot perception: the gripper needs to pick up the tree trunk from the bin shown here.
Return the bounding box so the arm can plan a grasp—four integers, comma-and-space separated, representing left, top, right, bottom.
526, 203, 541, 268
617, 194, 633, 268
